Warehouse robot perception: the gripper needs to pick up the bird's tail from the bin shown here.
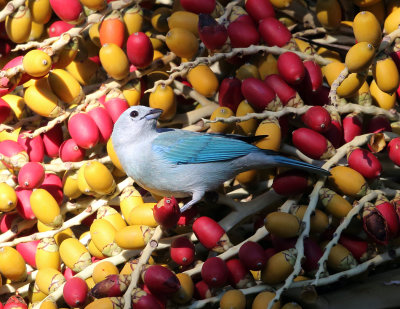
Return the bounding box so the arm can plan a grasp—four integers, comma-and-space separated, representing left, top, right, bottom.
271, 155, 331, 176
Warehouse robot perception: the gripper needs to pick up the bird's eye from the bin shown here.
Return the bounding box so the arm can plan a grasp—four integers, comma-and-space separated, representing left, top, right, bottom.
130, 110, 139, 118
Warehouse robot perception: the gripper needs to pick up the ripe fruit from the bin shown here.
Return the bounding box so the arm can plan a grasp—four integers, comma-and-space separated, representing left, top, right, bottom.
201, 257, 229, 287
126, 32, 154, 68
277, 52, 305, 85
198, 14, 227, 50
63, 277, 88, 307
259, 17, 291, 47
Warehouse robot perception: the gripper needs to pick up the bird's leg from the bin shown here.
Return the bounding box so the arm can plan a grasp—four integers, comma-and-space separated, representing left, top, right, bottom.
179, 191, 205, 213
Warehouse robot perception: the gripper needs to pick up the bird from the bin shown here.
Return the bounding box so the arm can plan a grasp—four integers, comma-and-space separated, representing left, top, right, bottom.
111, 106, 330, 213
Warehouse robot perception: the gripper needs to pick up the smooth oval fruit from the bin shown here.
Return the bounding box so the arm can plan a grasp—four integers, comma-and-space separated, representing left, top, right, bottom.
259, 17, 291, 47
372, 57, 399, 94
49, 0, 82, 23
18, 162, 45, 189
35, 237, 60, 270
0, 183, 17, 212
149, 85, 176, 121
252, 291, 280, 309
126, 32, 154, 68
30, 188, 62, 227
347, 147, 382, 179
90, 219, 121, 256
328, 166, 369, 198
168, 11, 199, 36
187, 64, 219, 98
0, 246, 27, 282
261, 248, 297, 285
23, 49, 52, 78
245, 0, 275, 22
166, 27, 198, 59
59, 238, 92, 273
370, 79, 397, 110
115, 225, 154, 250
99, 43, 129, 80
238, 241, 267, 271
316, 0, 342, 30
345, 42, 375, 73
241, 77, 277, 112
28, 0, 52, 24
180, 0, 215, 14
265, 212, 301, 238
99, 10, 125, 47
172, 273, 194, 304
63, 277, 88, 308
209, 106, 234, 133
128, 203, 158, 227
170, 236, 195, 266
48, 69, 84, 105
84, 161, 115, 195
201, 257, 229, 288
6, 6, 32, 43
277, 52, 305, 85
123, 6, 143, 35
36, 268, 66, 294
292, 127, 335, 160
68, 112, 100, 149
353, 11, 381, 47
220, 290, 246, 309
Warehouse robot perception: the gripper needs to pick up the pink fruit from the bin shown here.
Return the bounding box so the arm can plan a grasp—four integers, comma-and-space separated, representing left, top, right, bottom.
17, 162, 45, 189
201, 257, 228, 287
376, 197, 399, 238
49, 0, 82, 22
0, 140, 28, 170
16, 187, 35, 220
272, 169, 310, 196
227, 18, 259, 48
126, 32, 154, 68
198, 14, 228, 51
302, 60, 323, 92
259, 17, 291, 47
218, 77, 243, 112
180, 0, 215, 14
264, 74, 297, 106
90, 274, 129, 298
153, 197, 180, 229
68, 113, 100, 149
292, 128, 334, 159
63, 277, 88, 307
192, 216, 228, 252
194, 281, 212, 300
347, 148, 382, 179
343, 113, 363, 143
0, 97, 11, 124
170, 236, 195, 266
40, 173, 63, 205
16, 240, 40, 268
277, 52, 305, 85
388, 137, 400, 166
303, 238, 323, 273
366, 115, 392, 133
0, 212, 19, 233
323, 114, 344, 149
48, 21, 74, 37
225, 258, 253, 288
42, 123, 64, 158
3, 56, 28, 86
143, 265, 180, 294
4, 295, 27, 309
63, 267, 76, 281
339, 235, 369, 262
132, 289, 163, 309
301, 106, 331, 133
59, 139, 86, 162
103, 97, 130, 123
238, 241, 267, 270
87, 106, 114, 143
241, 77, 276, 111
17, 131, 45, 163
245, 0, 275, 22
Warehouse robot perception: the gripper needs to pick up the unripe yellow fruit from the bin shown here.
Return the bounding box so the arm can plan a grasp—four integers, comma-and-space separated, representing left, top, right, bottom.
319, 188, 353, 218
80, 0, 106, 10
99, 43, 129, 80
30, 188, 63, 228
48, 69, 84, 105
322, 62, 366, 98
123, 6, 143, 35
0, 182, 17, 212
90, 219, 122, 256
265, 212, 301, 238
236, 100, 258, 135
210, 106, 234, 133
35, 237, 61, 270
29, 20, 44, 41
252, 291, 281, 309
345, 42, 375, 73
0, 246, 27, 282
372, 57, 400, 94
122, 82, 141, 106
236, 63, 261, 80
28, 0, 52, 24
120, 187, 143, 223
384, 7, 400, 34
97, 205, 127, 231
258, 53, 279, 79
328, 166, 369, 198
172, 273, 194, 304
6, 6, 32, 43
316, 0, 342, 30
270, 0, 292, 8
220, 290, 246, 309
261, 248, 296, 285
24, 77, 64, 118
2, 94, 26, 120
59, 238, 92, 272
84, 161, 116, 195
187, 64, 219, 97
254, 119, 281, 151
324, 242, 357, 271
168, 11, 199, 36
149, 85, 177, 121
128, 203, 158, 227
166, 27, 198, 59
39, 300, 58, 309
92, 261, 119, 283
370, 79, 397, 110
36, 268, 65, 294
62, 169, 82, 200
23, 49, 52, 77
115, 225, 154, 249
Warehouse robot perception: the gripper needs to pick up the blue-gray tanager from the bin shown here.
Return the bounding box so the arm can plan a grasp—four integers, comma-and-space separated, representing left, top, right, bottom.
112, 106, 330, 212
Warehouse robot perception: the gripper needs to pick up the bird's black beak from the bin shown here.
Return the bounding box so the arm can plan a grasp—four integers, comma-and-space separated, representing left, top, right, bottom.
144, 108, 163, 120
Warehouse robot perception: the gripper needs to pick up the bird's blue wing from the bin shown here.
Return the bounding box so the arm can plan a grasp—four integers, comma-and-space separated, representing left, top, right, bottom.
152, 130, 259, 164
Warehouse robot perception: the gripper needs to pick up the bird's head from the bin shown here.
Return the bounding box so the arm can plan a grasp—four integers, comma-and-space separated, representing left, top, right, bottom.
112, 106, 163, 144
